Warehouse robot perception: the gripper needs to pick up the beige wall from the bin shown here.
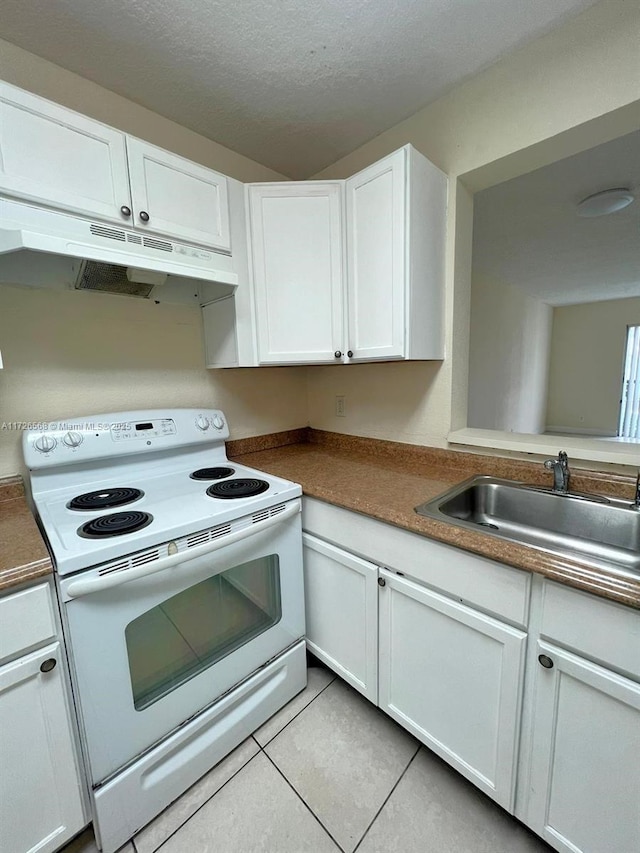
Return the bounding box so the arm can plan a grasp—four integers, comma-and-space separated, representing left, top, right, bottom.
0, 41, 306, 477
308, 0, 640, 450
468, 277, 552, 434
546, 297, 640, 435
0, 285, 308, 476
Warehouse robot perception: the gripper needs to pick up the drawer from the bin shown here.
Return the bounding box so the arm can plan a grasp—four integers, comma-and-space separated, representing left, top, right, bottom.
541, 580, 640, 680
0, 582, 56, 664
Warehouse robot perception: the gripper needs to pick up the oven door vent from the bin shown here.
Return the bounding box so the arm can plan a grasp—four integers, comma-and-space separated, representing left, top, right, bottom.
252, 504, 285, 524
98, 548, 160, 576
187, 523, 231, 548
97, 559, 129, 577
131, 549, 160, 567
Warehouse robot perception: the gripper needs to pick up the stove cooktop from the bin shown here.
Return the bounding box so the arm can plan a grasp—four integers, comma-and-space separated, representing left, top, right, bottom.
33, 462, 301, 576
24, 409, 302, 575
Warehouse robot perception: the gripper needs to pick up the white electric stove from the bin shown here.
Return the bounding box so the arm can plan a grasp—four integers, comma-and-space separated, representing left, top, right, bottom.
23, 409, 307, 853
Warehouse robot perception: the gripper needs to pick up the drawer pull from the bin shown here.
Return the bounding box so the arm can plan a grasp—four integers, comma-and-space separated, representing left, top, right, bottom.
377, 577, 386, 587
40, 658, 57, 673
538, 654, 554, 669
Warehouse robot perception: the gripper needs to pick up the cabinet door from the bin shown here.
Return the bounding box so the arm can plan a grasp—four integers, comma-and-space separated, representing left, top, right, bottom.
126, 137, 230, 251
248, 183, 344, 364
524, 641, 640, 853
302, 533, 378, 702
378, 570, 526, 810
0, 82, 131, 223
345, 148, 406, 361
0, 642, 85, 853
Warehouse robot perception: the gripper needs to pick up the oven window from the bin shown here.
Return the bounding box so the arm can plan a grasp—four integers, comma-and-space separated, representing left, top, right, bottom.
125, 556, 281, 710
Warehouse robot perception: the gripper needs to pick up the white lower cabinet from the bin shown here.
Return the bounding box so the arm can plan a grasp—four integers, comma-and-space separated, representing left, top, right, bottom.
378, 570, 526, 810
0, 582, 86, 853
302, 533, 378, 702
302, 501, 639, 853
523, 641, 640, 853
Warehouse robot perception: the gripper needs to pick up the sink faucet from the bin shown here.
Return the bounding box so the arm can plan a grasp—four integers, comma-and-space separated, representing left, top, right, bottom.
544, 450, 571, 494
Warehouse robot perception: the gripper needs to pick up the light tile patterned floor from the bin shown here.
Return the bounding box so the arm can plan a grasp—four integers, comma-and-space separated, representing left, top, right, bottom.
62, 662, 552, 853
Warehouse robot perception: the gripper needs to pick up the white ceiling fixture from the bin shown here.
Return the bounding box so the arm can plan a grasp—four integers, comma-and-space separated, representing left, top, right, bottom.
0, 0, 600, 179
576, 188, 635, 218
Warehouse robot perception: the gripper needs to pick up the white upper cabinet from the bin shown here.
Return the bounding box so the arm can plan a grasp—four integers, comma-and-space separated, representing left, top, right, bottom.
0, 82, 230, 251
346, 145, 447, 362
0, 81, 131, 224
346, 149, 406, 360
248, 182, 344, 364
242, 145, 446, 367
126, 137, 230, 252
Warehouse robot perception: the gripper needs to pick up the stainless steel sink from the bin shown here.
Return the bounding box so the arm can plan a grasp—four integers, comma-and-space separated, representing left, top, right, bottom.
415, 476, 640, 577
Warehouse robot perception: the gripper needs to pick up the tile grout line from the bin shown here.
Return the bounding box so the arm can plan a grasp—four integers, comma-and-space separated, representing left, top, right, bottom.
133, 670, 336, 853
254, 671, 337, 749
261, 748, 347, 853
351, 743, 422, 853
142, 747, 262, 853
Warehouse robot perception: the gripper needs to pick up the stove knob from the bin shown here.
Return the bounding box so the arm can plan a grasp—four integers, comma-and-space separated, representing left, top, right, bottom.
195, 415, 210, 431
62, 431, 83, 448
34, 435, 56, 453
212, 414, 225, 430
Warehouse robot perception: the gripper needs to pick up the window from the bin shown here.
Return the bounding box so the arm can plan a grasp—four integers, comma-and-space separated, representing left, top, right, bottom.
618, 325, 640, 439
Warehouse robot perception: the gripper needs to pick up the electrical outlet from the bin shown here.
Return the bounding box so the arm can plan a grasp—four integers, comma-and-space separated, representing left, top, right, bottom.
335, 395, 346, 417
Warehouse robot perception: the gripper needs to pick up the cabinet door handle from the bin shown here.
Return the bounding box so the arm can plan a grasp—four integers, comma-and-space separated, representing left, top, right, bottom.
40, 658, 57, 673
377, 577, 386, 587
334, 350, 342, 359
120, 205, 131, 218
347, 350, 353, 358
139, 210, 150, 222
538, 654, 554, 669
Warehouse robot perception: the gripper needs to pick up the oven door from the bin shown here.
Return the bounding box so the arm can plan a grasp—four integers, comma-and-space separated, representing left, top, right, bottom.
58, 500, 304, 785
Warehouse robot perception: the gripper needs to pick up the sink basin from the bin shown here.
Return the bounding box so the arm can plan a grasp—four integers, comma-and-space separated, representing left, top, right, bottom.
415, 476, 640, 578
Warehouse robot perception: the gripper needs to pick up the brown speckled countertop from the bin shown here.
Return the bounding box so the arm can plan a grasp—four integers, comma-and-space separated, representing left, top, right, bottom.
229, 429, 640, 610
0, 476, 53, 592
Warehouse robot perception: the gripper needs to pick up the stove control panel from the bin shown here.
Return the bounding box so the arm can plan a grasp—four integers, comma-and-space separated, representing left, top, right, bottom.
23, 409, 231, 470
111, 419, 176, 442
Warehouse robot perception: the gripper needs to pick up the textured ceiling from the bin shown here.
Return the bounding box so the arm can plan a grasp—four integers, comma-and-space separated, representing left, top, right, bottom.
0, 0, 600, 178
473, 131, 640, 306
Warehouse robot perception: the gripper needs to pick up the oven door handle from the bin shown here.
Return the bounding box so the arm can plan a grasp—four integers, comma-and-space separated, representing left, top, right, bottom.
64, 500, 300, 599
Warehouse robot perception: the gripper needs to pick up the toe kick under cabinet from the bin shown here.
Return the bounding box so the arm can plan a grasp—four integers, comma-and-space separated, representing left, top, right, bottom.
301, 497, 640, 853
0, 578, 87, 853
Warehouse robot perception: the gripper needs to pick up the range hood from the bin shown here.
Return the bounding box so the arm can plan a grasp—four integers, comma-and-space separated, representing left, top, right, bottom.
0, 198, 238, 304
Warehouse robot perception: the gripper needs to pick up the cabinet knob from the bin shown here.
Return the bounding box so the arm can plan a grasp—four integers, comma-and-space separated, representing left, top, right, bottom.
120, 205, 131, 218
40, 658, 57, 673
377, 577, 386, 587
334, 350, 342, 359
139, 210, 150, 222
347, 350, 354, 358
538, 654, 554, 669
